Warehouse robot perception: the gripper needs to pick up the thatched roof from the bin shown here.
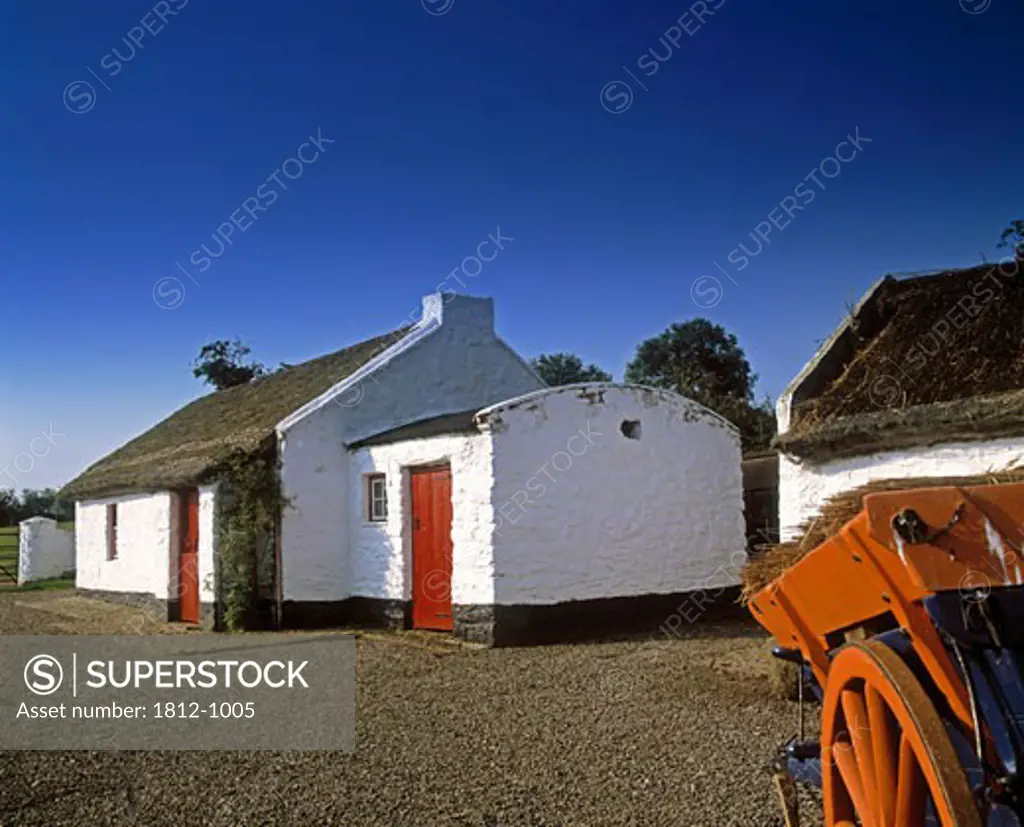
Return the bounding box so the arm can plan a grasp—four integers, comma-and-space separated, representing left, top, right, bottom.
781, 261, 1024, 458
777, 389, 1024, 462
62, 328, 408, 500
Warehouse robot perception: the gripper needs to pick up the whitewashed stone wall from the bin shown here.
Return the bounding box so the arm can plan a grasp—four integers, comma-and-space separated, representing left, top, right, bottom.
75, 489, 217, 602
483, 385, 745, 605
778, 437, 1024, 541
17, 517, 75, 584
198, 485, 218, 602
277, 294, 542, 602
278, 412, 352, 601
348, 432, 493, 605
76, 492, 173, 597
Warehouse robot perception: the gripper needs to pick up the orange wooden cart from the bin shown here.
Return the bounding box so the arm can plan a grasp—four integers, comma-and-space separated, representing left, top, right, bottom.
749, 482, 1024, 827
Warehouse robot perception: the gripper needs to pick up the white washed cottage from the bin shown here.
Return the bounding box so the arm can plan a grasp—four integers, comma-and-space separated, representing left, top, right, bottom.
775, 262, 1024, 541
63, 294, 744, 644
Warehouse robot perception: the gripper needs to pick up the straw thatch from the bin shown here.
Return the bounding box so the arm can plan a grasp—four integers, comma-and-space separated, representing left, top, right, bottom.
61, 328, 409, 500
783, 261, 1024, 458
740, 467, 1024, 602
777, 389, 1024, 462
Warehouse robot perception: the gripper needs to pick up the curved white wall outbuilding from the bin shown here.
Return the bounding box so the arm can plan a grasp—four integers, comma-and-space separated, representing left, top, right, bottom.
336, 383, 745, 642
479, 384, 745, 605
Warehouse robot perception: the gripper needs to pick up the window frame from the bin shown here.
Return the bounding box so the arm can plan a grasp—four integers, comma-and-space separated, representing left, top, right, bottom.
106, 503, 118, 561
367, 474, 388, 523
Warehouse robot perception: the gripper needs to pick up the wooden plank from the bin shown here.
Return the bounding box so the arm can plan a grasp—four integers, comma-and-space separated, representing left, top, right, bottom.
772, 772, 800, 827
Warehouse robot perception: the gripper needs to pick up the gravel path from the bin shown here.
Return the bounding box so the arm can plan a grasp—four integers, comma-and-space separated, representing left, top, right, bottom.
0, 593, 815, 826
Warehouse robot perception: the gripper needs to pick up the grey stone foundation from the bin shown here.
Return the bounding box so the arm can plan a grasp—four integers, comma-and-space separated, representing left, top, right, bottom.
452, 604, 497, 645
77, 588, 216, 629
454, 587, 745, 646
279, 597, 410, 630
282, 588, 744, 645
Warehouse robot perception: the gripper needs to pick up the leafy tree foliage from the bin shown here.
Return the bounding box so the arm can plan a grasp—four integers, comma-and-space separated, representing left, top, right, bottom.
728, 399, 777, 455
0, 488, 75, 526
214, 443, 287, 630
999, 219, 1024, 258
21, 488, 74, 521
192, 339, 267, 390
530, 353, 612, 386
624, 318, 776, 452
0, 490, 22, 526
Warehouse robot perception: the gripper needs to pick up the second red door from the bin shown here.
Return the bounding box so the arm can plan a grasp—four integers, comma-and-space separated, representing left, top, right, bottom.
410, 465, 453, 631
179, 489, 200, 624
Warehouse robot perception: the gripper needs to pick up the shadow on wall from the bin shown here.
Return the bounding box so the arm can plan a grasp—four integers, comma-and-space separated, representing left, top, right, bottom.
742, 454, 779, 554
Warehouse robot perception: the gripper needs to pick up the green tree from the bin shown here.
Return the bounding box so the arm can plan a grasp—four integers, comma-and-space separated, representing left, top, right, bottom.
730, 398, 777, 455
624, 318, 776, 452
192, 339, 266, 391
0, 489, 23, 527
530, 353, 612, 386
999, 219, 1024, 258
16, 488, 74, 521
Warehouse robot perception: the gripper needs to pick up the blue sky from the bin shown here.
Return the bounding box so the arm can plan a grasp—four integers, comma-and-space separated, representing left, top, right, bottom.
2, 0, 1022, 490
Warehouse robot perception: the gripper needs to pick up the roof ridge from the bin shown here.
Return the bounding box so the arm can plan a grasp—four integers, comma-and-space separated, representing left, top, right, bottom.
206, 327, 412, 398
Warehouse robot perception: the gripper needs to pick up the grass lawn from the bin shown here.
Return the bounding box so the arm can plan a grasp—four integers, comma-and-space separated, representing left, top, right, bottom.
0, 523, 73, 534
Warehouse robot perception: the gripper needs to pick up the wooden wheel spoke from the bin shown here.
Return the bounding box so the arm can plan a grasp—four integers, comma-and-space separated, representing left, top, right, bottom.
835, 739, 876, 827
867, 685, 898, 827
895, 734, 926, 827
841, 687, 879, 827
824, 741, 857, 825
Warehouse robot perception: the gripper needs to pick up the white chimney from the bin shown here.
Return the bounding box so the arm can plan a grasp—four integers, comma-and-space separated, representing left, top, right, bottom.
420, 293, 495, 333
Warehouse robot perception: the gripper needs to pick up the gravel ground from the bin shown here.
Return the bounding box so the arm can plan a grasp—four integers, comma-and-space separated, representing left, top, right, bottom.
0, 593, 821, 826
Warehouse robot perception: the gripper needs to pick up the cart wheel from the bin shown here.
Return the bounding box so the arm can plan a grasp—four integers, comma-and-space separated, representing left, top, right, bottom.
821, 640, 980, 827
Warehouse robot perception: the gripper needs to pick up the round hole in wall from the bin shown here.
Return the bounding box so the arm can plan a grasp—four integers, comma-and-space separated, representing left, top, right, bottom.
620, 419, 642, 440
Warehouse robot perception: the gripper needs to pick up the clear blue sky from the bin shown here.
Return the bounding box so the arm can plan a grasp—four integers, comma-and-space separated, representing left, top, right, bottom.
2, 0, 1022, 490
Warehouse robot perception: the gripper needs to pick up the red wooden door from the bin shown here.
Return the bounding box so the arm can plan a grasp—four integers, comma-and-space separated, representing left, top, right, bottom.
179, 489, 200, 624
410, 465, 453, 631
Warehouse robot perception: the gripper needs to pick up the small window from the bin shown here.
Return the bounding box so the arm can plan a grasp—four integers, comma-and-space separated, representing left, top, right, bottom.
106, 504, 118, 560
621, 419, 642, 440
367, 474, 388, 522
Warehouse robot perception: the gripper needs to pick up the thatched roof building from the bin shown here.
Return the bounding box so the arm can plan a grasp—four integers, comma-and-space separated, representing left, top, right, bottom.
63, 293, 749, 645
774, 258, 1024, 541
777, 261, 1024, 459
